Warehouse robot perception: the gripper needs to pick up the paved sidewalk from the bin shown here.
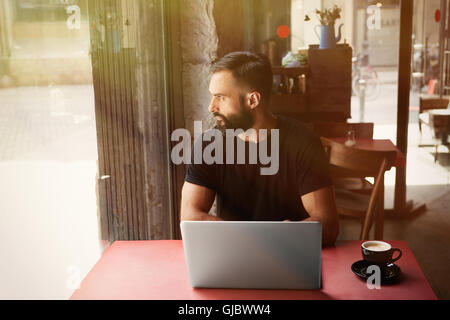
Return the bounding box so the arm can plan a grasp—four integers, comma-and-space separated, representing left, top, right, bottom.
0, 85, 97, 161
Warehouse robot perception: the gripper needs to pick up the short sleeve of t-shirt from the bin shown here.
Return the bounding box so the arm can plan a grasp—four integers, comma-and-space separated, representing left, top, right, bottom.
185, 135, 219, 191
296, 133, 333, 196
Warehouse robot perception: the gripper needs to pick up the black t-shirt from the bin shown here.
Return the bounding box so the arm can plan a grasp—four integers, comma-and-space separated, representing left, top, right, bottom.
185, 115, 332, 221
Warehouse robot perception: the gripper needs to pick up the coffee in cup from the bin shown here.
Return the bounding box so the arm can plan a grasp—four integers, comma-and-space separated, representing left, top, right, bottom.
364, 242, 390, 251
361, 241, 402, 266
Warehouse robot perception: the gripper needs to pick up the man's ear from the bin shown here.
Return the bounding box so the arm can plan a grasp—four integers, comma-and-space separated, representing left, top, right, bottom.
247, 92, 261, 110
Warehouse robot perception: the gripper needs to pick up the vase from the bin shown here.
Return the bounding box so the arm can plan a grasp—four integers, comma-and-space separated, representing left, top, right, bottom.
319, 24, 337, 49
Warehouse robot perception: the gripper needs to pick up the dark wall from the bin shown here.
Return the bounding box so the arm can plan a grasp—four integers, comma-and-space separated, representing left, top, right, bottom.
213, 0, 246, 58
250, 0, 291, 65
213, 0, 291, 64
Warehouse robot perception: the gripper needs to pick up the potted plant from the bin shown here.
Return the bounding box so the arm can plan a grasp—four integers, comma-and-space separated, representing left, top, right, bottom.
305, 5, 343, 49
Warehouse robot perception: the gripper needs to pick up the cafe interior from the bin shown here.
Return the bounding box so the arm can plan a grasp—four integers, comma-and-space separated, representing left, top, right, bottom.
0, 0, 449, 300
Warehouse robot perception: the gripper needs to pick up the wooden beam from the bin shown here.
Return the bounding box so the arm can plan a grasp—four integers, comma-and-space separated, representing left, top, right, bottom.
163, 0, 187, 240
394, 0, 413, 211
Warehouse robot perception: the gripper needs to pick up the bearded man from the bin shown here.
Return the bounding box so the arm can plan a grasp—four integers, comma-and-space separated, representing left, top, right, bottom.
180, 52, 339, 246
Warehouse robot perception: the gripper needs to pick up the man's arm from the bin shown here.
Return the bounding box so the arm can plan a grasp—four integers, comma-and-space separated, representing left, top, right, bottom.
180, 181, 223, 221
301, 186, 339, 246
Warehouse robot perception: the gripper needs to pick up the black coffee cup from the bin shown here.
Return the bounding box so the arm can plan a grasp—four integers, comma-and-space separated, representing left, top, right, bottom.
361, 241, 402, 266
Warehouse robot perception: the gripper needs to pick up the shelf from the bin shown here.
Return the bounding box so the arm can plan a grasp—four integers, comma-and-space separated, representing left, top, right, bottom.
272, 66, 310, 77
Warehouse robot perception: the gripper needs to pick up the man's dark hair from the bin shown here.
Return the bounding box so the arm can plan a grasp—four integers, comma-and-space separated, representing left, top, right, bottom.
211, 52, 273, 105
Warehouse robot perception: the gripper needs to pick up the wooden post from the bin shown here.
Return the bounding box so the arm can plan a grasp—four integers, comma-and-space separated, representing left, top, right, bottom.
394, 0, 413, 212
163, 0, 187, 240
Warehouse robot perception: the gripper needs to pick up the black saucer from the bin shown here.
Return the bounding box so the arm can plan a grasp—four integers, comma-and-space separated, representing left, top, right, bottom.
351, 260, 402, 283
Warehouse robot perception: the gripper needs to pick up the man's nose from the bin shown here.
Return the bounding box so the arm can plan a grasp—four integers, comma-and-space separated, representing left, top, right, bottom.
208, 97, 218, 113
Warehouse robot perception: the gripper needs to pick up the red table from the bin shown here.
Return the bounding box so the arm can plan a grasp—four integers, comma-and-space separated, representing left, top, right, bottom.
70, 240, 436, 300
329, 138, 406, 168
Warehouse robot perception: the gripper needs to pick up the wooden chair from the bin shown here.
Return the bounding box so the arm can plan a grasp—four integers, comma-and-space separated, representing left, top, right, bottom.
314, 122, 374, 191
313, 122, 374, 139
321, 137, 397, 240
418, 95, 449, 161
419, 95, 449, 136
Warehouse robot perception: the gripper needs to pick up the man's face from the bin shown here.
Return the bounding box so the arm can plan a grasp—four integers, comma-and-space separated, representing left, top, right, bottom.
208, 70, 254, 131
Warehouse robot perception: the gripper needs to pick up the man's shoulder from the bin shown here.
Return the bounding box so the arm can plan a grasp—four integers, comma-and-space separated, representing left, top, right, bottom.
192, 127, 225, 144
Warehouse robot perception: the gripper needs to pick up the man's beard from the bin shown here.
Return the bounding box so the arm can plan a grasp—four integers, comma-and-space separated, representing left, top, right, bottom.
211, 95, 255, 135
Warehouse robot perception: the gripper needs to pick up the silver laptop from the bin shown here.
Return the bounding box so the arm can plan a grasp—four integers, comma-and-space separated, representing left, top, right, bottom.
180, 221, 322, 290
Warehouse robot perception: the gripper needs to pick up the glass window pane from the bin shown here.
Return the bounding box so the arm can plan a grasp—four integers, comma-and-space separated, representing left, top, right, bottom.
0, 0, 101, 299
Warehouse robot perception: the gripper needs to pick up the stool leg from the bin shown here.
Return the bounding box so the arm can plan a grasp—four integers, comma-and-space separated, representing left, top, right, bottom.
435, 144, 438, 163
419, 120, 422, 145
